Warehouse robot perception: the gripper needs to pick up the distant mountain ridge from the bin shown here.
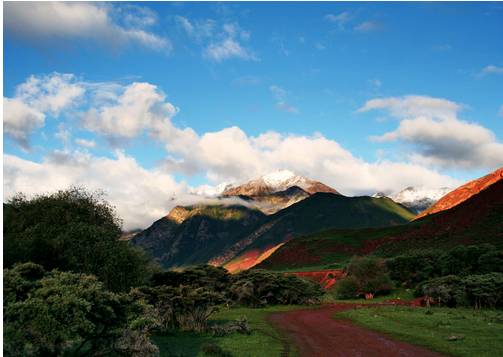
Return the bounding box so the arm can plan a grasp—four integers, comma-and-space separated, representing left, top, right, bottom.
390, 186, 453, 215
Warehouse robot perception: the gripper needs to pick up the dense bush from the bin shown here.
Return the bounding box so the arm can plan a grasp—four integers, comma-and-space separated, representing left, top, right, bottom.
132, 284, 224, 333
385, 249, 443, 286
334, 256, 394, 299
385, 245, 503, 288
152, 264, 231, 293
229, 269, 326, 307
3, 263, 159, 357
3, 186, 159, 293
416, 273, 503, 309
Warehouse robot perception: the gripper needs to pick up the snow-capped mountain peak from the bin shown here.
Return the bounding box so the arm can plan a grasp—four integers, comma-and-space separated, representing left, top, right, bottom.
390, 186, 453, 214
189, 182, 234, 197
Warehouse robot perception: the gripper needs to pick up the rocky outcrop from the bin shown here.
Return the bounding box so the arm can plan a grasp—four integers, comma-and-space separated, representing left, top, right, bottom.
415, 167, 503, 220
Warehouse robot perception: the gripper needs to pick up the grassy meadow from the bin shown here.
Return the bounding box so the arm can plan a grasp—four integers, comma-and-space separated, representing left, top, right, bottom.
151, 305, 309, 357
333, 306, 503, 357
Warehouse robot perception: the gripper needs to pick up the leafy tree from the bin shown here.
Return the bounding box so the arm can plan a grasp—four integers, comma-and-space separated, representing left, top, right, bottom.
3, 186, 159, 292
416, 275, 466, 307
3, 262, 159, 357
132, 285, 224, 334
463, 273, 503, 309
229, 269, 325, 307
334, 256, 394, 299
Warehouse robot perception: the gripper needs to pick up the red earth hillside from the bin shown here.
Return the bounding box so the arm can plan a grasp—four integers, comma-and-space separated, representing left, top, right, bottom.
415, 167, 503, 220
284, 270, 347, 290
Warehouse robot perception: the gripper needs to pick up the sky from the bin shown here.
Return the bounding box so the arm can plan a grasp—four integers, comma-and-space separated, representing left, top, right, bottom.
3, 1, 503, 231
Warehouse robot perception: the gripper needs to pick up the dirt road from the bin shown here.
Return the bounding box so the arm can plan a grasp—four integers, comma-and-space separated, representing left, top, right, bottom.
270, 303, 448, 357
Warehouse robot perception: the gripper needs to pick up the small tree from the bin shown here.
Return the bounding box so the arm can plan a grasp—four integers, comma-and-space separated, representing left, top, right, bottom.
334, 256, 394, 299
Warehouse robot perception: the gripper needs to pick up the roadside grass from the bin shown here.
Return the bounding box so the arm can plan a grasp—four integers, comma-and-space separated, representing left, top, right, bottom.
151, 305, 310, 357
325, 285, 416, 304
333, 305, 503, 357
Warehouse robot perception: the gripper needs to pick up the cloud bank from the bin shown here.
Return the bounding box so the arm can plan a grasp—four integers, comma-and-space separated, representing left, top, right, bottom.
6, 74, 502, 230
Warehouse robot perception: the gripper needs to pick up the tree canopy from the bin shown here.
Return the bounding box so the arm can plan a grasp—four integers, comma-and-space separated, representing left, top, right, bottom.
3, 186, 159, 292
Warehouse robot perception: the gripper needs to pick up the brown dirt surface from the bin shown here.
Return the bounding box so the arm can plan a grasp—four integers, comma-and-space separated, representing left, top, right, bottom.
270, 303, 449, 357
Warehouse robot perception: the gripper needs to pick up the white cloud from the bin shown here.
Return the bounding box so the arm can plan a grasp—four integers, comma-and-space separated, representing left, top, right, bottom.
498, 105, 503, 117
316, 43, 326, 50
367, 79, 382, 88
270, 86, 289, 102
274, 102, 300, 114
3, 2, 171, 53
81, 82, 179, 138
3, 151, 188, 231
3, 98, 46, 150
203, 22, 258, 62
75, 138, 98, 149
362, 95, 503, 170
477, 65, 503, 78
354, 21, 387, 33
325, 12, 352, 30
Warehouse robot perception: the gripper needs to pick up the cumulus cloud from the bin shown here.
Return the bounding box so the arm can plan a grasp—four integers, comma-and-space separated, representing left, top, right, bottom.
3, 73, 85, 149
477, 65, 503, 78
362, 95, 503, 170
81, 82, 179, 138
3, 151, 188, 231
3, 2, 171, 53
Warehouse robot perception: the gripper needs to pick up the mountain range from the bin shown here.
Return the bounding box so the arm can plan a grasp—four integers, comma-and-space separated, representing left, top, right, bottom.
130, 169, 415, 270
256, 167, 503, 271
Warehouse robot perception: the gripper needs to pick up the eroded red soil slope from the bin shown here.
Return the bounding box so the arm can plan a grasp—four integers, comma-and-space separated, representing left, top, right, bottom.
284, 270, 347, 289
416, 167, 503, 220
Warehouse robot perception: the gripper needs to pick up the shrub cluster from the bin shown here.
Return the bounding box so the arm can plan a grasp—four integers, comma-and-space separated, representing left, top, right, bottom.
416, 272, 503, 309
333, 256, 394, 299
386, 244, 503, 288
3, 263, 159, 357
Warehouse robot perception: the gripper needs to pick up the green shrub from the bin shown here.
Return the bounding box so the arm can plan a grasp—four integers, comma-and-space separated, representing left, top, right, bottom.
3, 263, 159, 357
229, 269, 325, 307
334, 256, 394, 298
211, 317, 251, 337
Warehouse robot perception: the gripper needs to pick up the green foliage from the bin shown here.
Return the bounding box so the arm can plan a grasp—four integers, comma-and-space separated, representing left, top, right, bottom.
417, 273, 503, 309
229, 269, 325, 307
201, 343, 233, 357
3, 263, 159, 357
132, 284, 224, 334
435, 244, 502, 277
385, 249, 443, 286
334, 256, 394, 298
3, 186, 159, 292
152, 264, 231, 293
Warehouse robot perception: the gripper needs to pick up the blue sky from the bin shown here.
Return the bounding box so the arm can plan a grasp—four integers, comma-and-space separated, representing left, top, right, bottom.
3, 1, 503, 230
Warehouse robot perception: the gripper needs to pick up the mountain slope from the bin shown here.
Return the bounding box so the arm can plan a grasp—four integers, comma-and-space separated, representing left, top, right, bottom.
256, 174, 503, 272
203, 193, 416, 271
415, 167, 503, 220
130, 203, 265, 269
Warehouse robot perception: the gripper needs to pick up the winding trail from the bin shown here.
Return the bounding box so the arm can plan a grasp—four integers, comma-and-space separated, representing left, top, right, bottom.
269, 303, 449, 357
